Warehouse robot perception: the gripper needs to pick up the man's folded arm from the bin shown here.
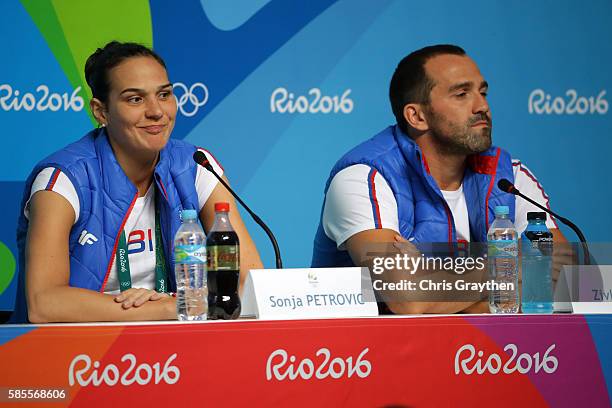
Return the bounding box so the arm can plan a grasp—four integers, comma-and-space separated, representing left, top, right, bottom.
345, 229, 483, 314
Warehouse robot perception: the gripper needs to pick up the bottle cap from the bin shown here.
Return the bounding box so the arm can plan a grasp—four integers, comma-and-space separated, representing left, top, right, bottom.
182, 209, 197, 220
527, 211, 547, 221
494, 205, 509, 215
215, 202, 230, 212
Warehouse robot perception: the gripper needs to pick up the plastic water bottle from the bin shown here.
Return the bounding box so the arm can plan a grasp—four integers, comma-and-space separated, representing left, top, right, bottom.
487, 205, 519, 313
521, 212, 554, 313
207, 202, 241, 320
174, 209, 207, 321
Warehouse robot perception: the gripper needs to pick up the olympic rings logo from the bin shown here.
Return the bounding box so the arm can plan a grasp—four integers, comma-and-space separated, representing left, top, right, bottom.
173, 82, 209, 117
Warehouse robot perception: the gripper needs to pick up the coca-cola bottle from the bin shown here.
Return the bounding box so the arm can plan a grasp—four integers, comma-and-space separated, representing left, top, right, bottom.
206, 202, 241, 319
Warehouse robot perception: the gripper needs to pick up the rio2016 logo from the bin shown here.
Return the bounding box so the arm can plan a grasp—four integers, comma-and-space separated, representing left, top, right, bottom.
266, 347, 371, 381
68, 353, 180, 387
528, 89, 608, 115
0, 84, 84, 112
0, 82, 212, 118
270, 87, 353, 114
454, 343, 558, 375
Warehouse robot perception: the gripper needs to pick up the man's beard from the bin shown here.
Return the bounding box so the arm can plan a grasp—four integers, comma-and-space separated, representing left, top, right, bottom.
427, 109, 492, 155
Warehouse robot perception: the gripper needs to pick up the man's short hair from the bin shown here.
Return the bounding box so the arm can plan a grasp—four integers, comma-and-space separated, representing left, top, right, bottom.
389, 44, 466, 133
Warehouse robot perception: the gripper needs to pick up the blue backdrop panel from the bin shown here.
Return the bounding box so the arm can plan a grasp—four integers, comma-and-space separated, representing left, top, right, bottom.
1, 0, 611, 312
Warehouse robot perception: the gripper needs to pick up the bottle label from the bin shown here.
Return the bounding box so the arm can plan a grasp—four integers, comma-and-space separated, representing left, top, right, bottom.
538, 238, 554, 257
175, 244, 206, 264
523, 232, 554, 257
488, 240, 518, 257
208, 245, 239, 270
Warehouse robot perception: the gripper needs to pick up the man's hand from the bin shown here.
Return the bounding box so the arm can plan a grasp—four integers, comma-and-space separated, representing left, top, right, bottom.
392, 234, 420, 256
459, 300, 489, 314
550, 229, 575, 283
552, 243, 577, 282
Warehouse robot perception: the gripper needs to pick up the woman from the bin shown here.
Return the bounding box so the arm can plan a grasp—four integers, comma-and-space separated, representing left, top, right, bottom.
14, 41, 263, 323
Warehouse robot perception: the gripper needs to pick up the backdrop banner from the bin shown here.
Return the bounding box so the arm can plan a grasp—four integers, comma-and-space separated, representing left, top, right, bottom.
1, 0, 611, 311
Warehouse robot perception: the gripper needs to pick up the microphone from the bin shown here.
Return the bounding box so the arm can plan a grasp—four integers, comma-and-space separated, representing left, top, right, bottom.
498, 178, 590, 265
193, 151, 283, 269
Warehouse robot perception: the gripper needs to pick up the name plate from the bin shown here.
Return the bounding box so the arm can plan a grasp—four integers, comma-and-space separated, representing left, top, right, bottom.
555, 265, 612, 313
240, 267, 378, 319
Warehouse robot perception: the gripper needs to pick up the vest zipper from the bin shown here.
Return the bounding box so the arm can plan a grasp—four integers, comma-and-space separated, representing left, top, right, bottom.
418, 151, 455, 244
440, 199, 455, 244
100, 192, 140, 292
483, 148, 501, 231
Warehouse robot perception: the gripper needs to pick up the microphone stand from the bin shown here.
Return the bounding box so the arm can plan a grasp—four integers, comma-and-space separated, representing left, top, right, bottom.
194, 153, 283, 269
508, 185, 590, 265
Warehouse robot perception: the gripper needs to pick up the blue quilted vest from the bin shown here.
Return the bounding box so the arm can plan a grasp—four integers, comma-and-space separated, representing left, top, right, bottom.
311, 125, 515, 267
12, 128, 201, 322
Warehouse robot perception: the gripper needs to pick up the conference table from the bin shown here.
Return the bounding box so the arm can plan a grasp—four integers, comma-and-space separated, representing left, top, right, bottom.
1, 314, 611, 407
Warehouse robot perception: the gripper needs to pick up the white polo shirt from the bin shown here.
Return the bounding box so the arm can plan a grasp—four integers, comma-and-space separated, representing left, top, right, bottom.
323, 159, 557, 248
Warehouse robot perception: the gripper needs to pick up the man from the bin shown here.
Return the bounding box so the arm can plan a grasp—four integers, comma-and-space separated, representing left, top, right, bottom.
311, 44, 568, 314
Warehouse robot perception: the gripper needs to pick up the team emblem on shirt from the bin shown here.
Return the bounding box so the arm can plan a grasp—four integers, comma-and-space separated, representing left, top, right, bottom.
127, 229, 154, 254
78, 230, 98, 246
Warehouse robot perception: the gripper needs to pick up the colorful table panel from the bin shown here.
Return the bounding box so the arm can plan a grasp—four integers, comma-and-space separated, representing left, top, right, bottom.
0, 315, 610, 407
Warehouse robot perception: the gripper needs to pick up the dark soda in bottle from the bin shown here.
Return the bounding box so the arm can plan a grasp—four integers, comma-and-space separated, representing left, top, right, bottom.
206, 202, 241, 319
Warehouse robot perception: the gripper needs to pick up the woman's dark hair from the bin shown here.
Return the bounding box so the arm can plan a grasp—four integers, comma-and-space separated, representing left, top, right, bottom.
84, 41, 167, 104
389, 44, 466, 134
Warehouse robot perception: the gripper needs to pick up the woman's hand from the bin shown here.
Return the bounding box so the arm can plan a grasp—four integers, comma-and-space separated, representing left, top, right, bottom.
114, 288, 169, 309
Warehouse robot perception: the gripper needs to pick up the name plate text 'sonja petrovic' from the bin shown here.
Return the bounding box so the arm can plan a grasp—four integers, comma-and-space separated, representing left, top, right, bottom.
241, 267, 378, 320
